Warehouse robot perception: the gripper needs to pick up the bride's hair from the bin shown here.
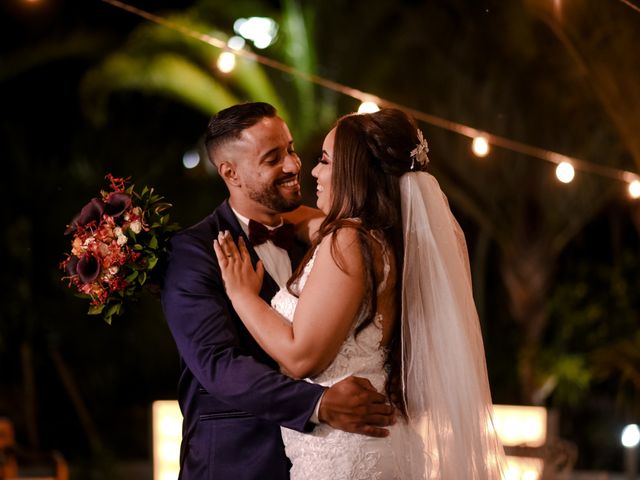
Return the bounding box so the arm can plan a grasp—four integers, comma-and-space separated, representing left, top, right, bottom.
289, 108, 426, 414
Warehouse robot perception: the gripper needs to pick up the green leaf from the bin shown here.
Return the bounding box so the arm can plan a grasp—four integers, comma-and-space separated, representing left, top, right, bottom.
133, 244, 143, 251
139, 271, 147, 285
88, 304, 105, 315
125, 270, 139, 283
149, 235, 158, 249
103, 303, 122, 325
81, 52, 241, 124
147, 255, 158, 270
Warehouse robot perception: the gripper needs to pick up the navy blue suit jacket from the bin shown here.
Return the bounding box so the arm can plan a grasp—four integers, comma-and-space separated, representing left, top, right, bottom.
161, 200, 325, 480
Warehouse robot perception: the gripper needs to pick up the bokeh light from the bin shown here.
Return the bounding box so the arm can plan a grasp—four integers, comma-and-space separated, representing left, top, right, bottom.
234, 17, 278, 49
216, 52, 236, 73
182, 150, 200, 169
472, 136, 490, 157
357, 101, 380, 114
628, 180, 640, 199
622, 424, 640, 448
555, 161, 575, 183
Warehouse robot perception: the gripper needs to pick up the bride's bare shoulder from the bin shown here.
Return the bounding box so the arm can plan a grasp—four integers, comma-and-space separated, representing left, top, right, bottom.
316, 223, 364, 274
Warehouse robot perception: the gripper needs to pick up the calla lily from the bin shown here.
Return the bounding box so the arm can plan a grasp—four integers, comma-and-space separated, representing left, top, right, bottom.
77, 253, 101, 284
65, 255, 79, 276
105, 192, 131, 217
65, 198, 105, 234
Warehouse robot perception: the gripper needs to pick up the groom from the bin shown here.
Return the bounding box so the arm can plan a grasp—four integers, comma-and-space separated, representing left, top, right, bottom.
161, 102, 394, 480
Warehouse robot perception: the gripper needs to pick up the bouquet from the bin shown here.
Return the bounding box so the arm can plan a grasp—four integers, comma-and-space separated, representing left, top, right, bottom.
60, 174, 180, 324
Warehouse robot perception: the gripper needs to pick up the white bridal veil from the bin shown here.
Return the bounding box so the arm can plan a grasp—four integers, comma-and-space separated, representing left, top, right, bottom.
399, 171, 506, 479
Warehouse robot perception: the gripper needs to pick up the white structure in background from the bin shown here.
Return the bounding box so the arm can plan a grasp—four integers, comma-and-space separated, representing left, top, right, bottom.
153, 401, 182, 480
152, 402, 550, 480
233, 17, 278, 49
493, 405, 548, 480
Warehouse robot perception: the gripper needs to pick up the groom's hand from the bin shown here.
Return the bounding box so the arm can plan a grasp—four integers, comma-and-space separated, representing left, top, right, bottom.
318, 376, 396, 438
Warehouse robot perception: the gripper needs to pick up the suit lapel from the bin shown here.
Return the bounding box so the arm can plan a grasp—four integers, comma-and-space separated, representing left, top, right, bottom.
215, 201, 281, 300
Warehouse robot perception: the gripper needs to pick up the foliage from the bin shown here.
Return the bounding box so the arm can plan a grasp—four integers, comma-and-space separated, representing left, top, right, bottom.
544, 236, 640, 415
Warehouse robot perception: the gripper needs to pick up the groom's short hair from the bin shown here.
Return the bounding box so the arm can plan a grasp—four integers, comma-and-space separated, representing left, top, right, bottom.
205, 102, 277, 165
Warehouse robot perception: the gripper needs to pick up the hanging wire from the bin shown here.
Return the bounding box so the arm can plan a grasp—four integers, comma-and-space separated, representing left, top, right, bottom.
617, 0, 640, 14
99, 0, 640, 186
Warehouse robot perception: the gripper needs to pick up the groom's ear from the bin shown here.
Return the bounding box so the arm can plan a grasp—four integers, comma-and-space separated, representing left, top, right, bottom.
219, 161, 240, 187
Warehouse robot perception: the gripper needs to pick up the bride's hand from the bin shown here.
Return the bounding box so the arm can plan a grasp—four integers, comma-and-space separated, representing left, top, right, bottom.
213, 231, 264, 300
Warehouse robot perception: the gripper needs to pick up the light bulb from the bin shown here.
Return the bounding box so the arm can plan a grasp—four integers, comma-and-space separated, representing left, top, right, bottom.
472, 136, 490, 157
357, 101, 380, 114
217, 52, 236, 73
628, 180, 640, 199
556, 161, 575, 183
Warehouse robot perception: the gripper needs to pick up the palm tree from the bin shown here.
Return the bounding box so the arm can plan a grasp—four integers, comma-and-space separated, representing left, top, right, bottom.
80, 0, 335, 144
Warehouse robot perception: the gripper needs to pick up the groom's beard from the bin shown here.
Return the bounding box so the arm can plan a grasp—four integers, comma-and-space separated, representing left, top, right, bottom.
246, 176, 302, 213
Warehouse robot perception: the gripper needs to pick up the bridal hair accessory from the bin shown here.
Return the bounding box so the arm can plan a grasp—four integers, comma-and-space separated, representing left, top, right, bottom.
409, 129, 430, 170
399, 171, 506, 478
60, 174, 180, 324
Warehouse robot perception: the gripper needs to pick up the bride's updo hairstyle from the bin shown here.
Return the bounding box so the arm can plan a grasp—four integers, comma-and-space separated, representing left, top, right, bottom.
290, 108, 426, 414
328, 108, 427, 224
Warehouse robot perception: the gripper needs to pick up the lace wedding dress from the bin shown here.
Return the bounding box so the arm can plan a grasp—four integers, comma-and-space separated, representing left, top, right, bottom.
271, 245, 426, 480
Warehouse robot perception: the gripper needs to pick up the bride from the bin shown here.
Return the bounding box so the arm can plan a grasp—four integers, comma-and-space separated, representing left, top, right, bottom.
214, 108, 505, 479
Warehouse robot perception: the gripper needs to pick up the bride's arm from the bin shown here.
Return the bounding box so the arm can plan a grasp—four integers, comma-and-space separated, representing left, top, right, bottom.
282, 205, 324, 243
214, 228, 365, 379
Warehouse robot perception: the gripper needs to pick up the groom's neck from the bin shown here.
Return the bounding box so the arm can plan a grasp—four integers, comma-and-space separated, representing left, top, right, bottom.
229, 197, 282, 227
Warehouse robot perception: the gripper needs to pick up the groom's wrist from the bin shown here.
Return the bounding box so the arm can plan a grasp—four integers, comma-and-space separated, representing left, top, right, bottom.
310, 390, 326, 424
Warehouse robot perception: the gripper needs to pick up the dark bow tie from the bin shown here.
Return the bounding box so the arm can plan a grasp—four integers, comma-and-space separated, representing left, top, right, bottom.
248, 219, 295, 250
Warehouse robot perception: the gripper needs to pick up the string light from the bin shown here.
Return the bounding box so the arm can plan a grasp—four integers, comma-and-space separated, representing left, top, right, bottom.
556, 161, 575, 183
216, 51, 236, 73
357, 101, 380, 114
629, 179, 640, 199
99, 0, 640, 200
472, 136, 490, 157
618, 0, 640, 15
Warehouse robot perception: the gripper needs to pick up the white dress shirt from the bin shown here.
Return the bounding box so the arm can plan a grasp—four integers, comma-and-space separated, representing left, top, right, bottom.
230, 208, 323, 423
231, 209, 292, 289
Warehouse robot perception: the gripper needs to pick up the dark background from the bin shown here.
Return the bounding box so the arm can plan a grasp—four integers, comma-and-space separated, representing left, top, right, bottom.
1, 0, 639, 477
